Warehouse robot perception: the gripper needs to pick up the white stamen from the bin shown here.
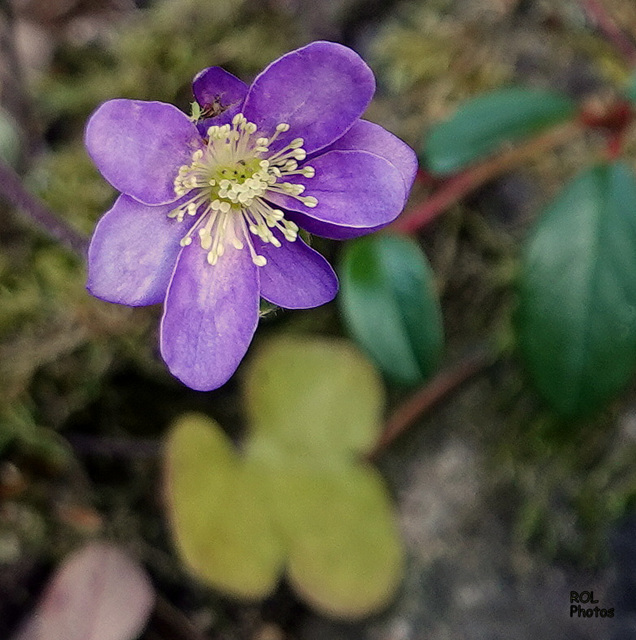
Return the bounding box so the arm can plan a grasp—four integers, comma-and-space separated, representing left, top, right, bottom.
170, 113, 317, 267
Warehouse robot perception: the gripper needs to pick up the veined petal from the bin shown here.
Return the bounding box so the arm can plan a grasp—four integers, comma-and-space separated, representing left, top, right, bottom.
192, 67, 248, 129
87, 195, 185, 306
160, 243, 260, 391
242, 41, 375, 155
85, 99, 202, 205
267, 150, 406, 239
322, 120, 418, 193
255, 232, 338, 309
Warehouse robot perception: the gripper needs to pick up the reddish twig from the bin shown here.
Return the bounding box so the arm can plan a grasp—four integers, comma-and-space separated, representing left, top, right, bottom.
580, 98, 634, 159
580, 0, 636, 65
390, 120, 582, 235
368, 347, 495, 460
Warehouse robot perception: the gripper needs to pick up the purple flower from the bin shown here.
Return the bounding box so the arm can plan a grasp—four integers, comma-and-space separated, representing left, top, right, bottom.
85, 41, 417, 391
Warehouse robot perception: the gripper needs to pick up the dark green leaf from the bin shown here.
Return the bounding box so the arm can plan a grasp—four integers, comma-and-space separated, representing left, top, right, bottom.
339, 234, 443, 386
423, 87, 577, 175
517, 162, 636, 417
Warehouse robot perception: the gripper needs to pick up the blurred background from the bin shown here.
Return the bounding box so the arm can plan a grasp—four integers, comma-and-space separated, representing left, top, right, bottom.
3, 0, 636, 638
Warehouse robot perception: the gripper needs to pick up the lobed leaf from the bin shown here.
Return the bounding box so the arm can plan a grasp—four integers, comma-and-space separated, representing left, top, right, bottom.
164, 336, 403, 619
422, 87, 577, 175
339, 233, 443, 386
164, 414, 284, 599
244, 335, 384, 459
264, 463, 403, 619
517, 162, 636, 417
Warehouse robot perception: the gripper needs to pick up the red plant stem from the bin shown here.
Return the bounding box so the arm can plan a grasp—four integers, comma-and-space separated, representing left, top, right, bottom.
606, 130, 625, 159
0, 160, 89, 256
580, 0, 636, 65
368, 347, 495, 460
390, 120, 581, 235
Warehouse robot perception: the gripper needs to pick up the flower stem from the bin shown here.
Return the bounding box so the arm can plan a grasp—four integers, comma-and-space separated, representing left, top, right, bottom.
0, 160, 89, 256
390, 120, 581, 235
368, 347, 496, 460
579, 0, 636, 65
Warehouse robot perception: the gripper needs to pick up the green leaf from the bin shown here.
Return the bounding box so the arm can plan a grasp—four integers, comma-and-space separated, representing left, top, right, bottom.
264, 463, 403, 619
339, 233, 443, 386
423, 87, 577, 175
245, 335, 384, 459
517, 162, 636, 417
164, 337, 404, 619
164, 413, 284, 599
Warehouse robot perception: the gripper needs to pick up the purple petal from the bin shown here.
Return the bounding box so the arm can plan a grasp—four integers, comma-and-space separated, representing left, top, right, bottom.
254, 232, 338, 309
85, 99, 202, 205
192, 67, 248, 130
87, 195, 186, 306
267, 150, 406, 239
322, 120, 418, 193
243, 41, 375, 154
282, 211, 391, 240
160, 243, 259, 391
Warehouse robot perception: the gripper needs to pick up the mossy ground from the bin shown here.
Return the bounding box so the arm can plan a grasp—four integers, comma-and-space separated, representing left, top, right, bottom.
2, 0, 636, 638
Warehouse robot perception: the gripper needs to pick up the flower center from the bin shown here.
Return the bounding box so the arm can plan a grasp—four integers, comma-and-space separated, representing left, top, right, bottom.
169, 113, 318, 266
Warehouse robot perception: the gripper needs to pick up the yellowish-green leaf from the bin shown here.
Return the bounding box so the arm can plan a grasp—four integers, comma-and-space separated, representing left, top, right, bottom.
164, 413, 284, 599
244, 335, 384, 458
164, 337, 403, 620
262, 462, 403, 619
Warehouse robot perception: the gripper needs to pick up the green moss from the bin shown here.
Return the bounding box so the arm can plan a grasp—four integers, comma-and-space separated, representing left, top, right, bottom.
0, 0, 301, 441
36, 0, 300, 127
